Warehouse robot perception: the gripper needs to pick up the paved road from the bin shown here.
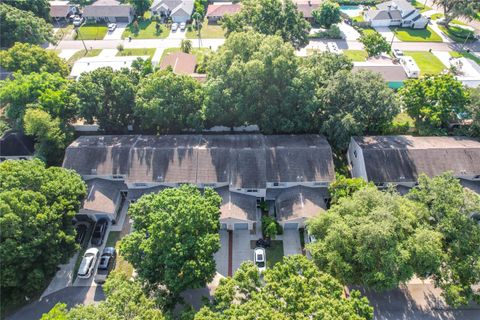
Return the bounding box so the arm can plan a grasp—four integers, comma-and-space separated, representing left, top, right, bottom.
7, 286, 105, 320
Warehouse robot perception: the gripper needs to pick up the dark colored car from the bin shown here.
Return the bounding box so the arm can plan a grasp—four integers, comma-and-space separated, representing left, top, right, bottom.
94, 247, 116, 284
91, 218, 108, 246
75, 224, 88, 244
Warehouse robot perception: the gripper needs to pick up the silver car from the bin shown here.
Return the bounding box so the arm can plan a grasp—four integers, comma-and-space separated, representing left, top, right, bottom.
77, 247, 99, 279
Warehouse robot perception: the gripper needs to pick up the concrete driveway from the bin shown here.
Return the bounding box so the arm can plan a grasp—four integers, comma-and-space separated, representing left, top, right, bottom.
232, 230, 252, 273
103, 23, 127, 40
214, 230, 229, 277
339, 22, 361, 40
374, 26, 398, 42
282, 229, 302, 256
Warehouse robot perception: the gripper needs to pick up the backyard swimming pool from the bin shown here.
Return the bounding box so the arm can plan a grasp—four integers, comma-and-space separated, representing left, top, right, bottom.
340, 5, 363, 17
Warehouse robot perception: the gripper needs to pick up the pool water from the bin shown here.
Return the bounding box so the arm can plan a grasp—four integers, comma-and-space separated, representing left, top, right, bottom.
340, 5, 362, 17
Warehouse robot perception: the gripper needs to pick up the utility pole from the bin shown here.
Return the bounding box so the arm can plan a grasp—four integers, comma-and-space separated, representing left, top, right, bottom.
75, 26, 88, 53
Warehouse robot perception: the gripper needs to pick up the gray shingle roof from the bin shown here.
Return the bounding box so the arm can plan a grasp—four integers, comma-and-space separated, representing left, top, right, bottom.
217, 186, 257, 221
352, 65, 407, 82
83, 178, 126, 214
83, 0, 133, 18
64, 134, 335, 188
275, 186, 327, 222
366, 9, 402, 20
354, 136, 480, 183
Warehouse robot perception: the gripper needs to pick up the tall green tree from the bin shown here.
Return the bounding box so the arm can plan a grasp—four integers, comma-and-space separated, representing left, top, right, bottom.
222, 0, 311, 49
328, 173, 372, 204
407, 173, 480, 307
307, 186, 443, 291
0, 160, 86, 306
73, 67, 137, 132
0, 43, 69, 77
128, 0, 152, 18
196, 255, 374, 319
465, 86, 480, 137
0, 72, 77, 129
0, 3, 55, 48
0, 0, 50, 20
120, 185, 221, 305
399, 74, 469, 133
312, 0, 341, 28
317, 70, 399, 150
432, 0, 480, 27
204, 31, 305, 132
134, 70, 203, 132
41, 272, 165, 320
359, 31, 391, 57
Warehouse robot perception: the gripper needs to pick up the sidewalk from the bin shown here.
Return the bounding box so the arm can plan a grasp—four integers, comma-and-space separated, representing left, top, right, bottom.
40, 252, 78, 299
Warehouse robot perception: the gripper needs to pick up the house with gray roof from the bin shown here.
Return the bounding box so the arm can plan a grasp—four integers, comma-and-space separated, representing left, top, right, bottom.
347, 135, 480, 190
64, 134, 335, 230
0, 131, 35, 162
83, 0, 134, 23
150, 0, 194, 23
364, 0, 428, 29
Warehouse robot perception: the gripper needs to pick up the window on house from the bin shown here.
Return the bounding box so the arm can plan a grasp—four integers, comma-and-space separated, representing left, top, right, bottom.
353, 150, 357, 158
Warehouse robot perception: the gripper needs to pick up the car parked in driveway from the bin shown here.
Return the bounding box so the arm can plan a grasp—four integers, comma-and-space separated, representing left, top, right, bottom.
94, 247, 116, 284
180, 22, 186, 31
108, 23, 117, 32
91, 218, 108, 246
171, 23, 178, 31
77, 247, 99, 279
72, 16, 84, 27
254, 247, 266, 273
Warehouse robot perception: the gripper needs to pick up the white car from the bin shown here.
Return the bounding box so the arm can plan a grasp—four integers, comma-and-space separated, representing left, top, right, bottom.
72, 16, 84, 27
77, 247, 99, 279
108, 23, 117, 32
171, 23, 178, 31
180, 22, 186, 31
392, 48, 404, 58
254, 247, 266, 273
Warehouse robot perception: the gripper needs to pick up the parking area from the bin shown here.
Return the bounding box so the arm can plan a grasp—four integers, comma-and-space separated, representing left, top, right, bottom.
214, 230, 229, 277
231, 230, 253, 273
103, 22, 128, 40
282, 229, 302, 256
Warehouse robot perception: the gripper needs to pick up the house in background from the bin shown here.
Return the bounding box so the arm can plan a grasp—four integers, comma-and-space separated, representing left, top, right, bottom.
80, 178, 127, 223
353, 65, 408, 89
150, 0, 194, 23
63, 134, 335, 231
159, 51, 207, 82
49, 1, 79, 22
347, 136, 480, 193
0, 131, 35, 162
83, 0, 134, 24
294, 0, 321, 23
364, 0, 428, 29
205, 3, 241, 24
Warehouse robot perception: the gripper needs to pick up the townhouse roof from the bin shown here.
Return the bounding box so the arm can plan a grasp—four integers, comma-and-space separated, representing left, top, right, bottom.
83, 0, 133, 17
352, 65, 407, 82
206, 4, 241, 17
217, 186, 257, 221
83, 178, 126, 214
63, 134, 335, 188
275, 186, 327, 222
353, 136, 480, 183
0, 131, 35, 157
159, 52, 197, 74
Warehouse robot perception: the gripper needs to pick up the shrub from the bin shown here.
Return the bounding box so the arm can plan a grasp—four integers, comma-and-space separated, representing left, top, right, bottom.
312, 24, 342, 39
262, 216, 282, 239
116, 43, 124, 52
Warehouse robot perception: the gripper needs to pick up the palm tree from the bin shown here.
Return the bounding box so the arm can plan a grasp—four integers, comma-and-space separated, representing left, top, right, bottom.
192, 11, 203, 47
180, 39, 192, 53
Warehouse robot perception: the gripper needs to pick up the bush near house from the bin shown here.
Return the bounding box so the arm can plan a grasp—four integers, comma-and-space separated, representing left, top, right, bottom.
262, 216, 283, 239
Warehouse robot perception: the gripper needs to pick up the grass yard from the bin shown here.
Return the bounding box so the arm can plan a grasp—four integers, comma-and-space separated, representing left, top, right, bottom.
404, 51, 446, 75
160, 47, 211, 60
352, 15, 364, 22
343, 50, 368, 61
437, 25, 475, 43
186, 18, 225, 39
67, 49, 101, 66
358, 27, 377, 36
105, 231, 134, 278
55, 24, 74, 40
116, 48, 156, 59
392, 26, 442, 42
411, 0, 431, 13
430, 13, 467, 26
266, 240, 284, 269
122, 18, 169, 39
450, 51, 480, 65
75, 24, 108, 40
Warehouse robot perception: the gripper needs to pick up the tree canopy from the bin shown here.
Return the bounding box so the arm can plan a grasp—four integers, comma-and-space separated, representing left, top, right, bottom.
128, 0, 151, 18
359, 31, 391, 57
222, 0, 311, 49
0, 3, 55, 48
399, 74, 469, 134
0, 43, 69, 77
41, 272, 165, 320
120, 185, 221, 305
0, 159, 86, 306
312, 0, 341, 28
328, 173, 372, 204
134, 70, 204, 133
432, 0, 480, 26
73, 67, 137, 132
0, 0, 50, 20
196, 255, 374, 319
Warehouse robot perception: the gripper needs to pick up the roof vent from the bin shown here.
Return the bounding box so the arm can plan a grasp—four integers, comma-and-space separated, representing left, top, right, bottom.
91, 168, 97, 174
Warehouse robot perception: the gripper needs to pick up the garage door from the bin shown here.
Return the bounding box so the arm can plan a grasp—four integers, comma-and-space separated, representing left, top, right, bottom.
115, 17, 129, 22
283, 223, 298, 230
234, 223, 249, 230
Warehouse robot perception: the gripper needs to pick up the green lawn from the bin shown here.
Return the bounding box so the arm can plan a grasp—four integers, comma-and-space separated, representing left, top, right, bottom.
404, 51, 446, 75
75, 24, 108, 40
117, 48, 156, 59
160, 47, 211, 61
358, 27, 377, 36
122, 19, 169, 39
343, 50, 368, 61
437, 25, 475, 43
392, 26, 442, 42
67, 49, 101, 66
56, 24, 74, 40
411, 0, 431, 13
186, 18, 225, 39
105, 231, 134, 278
352, 15, 364, 22
266, 240, 284, 269
450, 51, 480, 65
430, 13, 467, 26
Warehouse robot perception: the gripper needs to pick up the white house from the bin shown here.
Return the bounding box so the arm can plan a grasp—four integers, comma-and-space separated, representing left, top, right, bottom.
63, 134, 335, 231
150, 0, 194, 23
347, 135, 480, 190
364, 0, 428, 29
